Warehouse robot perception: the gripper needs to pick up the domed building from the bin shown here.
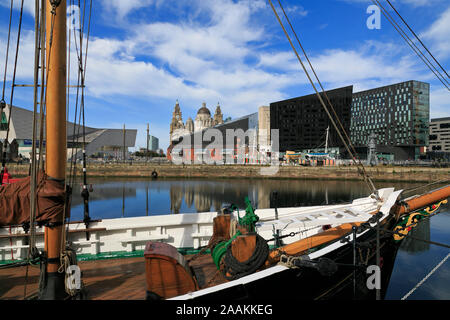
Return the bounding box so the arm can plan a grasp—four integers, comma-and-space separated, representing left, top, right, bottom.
194, 102, 214, 132
169, 100, 224, 143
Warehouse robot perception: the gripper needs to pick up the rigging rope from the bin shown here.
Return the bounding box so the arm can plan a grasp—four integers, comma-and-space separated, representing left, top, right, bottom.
37, 0, 46, 172
269, 0, 378, 196
401, 252, 450, 300
0, 0, 13, 104
401, 179, 450, 197
372, 0, 449, 91
384, 0, 450, 84
66, 0, 93, 242
0, 0, 25, 186
277, 0, 369, 170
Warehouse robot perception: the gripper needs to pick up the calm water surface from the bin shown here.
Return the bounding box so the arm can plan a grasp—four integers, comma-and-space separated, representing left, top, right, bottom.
70, 178, 449, 300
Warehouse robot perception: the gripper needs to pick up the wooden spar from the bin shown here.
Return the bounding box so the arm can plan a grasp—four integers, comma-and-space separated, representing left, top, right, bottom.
266, 222, 364, 266
266, 184, 450, 266
394, 185, 450, 218
42, 0, 66, 299
45, 0, 66, 181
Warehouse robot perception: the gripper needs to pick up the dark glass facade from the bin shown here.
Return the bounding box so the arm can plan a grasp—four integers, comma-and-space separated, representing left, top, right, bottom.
351, 80, 430, 160
269, 86, 353, 153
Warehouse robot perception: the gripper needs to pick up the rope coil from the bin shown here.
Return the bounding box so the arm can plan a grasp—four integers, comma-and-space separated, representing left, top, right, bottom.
222, 234, 269, 281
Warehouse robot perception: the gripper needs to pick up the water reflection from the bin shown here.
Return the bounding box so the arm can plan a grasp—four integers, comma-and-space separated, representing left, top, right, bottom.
68, 178, 449, 299
69, 178, 426, 220
400, 218, 431, 254
385, 205, 450, 300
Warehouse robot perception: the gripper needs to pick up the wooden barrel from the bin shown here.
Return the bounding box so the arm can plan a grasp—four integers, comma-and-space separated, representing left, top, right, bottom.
144, 242, 198, 299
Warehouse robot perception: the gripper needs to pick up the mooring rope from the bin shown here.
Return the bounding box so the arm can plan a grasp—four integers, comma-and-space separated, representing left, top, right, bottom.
401, 252, 450, 300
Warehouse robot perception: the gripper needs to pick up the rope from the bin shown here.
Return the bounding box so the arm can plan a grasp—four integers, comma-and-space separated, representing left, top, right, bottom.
0, 0, 13, 103
0, 0, 25, 186
384, 228, 450, 249
400, 179, 450, 197
58, 246, 85, 297
187, 236, 227, 263
222, 234, 269, 280
371, 0, 449, 91
277, 0, 372, 184
25, 0, 42, 299
269, 0, 378, 196
37, 0, 46, 172
385, 0, 450, 83
401, 252, 450, 300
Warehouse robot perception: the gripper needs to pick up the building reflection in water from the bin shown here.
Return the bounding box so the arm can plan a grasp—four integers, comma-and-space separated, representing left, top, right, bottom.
167, 179, 383, 214
70, 178, 430, 224
399, 218, 431, 253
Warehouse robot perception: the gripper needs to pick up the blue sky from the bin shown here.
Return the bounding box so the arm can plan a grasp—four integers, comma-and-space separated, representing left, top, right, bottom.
0, 0, 449, 151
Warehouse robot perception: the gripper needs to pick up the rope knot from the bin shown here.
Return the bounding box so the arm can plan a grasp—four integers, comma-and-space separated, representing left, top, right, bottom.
49, 0, 61, 14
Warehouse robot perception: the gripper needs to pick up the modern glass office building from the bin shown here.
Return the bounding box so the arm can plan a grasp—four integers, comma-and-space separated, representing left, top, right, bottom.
270, 86, 353, 154
149, 135, 159, 151
351, 80, 430, 160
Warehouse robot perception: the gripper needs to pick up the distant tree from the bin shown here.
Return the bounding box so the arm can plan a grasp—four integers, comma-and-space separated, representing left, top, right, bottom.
134, 150, 164, 158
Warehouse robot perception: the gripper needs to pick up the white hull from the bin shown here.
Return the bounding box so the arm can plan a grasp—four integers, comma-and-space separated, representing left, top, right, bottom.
0, 188, 399, 262
172, 188, 403, 300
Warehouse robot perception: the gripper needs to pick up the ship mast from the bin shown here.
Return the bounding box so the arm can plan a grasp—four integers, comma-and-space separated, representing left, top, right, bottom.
40, 0, 67, 299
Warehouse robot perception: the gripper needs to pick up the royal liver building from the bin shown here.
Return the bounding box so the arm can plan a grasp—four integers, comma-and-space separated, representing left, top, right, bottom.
169, 100, 223, 143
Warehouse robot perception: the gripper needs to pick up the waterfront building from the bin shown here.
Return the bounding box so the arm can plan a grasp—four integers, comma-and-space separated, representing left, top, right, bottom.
258, 106, 271, 155
149, 135, 159, 151
168, 111, 259, 164
351, 80, 430, 161
0, 105, 137, 160
429, 117, 450, 152
270, 86, 353, 156
169, 100, 224, 143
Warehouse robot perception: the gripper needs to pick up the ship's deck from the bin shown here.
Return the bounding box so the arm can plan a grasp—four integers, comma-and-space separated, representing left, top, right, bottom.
0, 253, 222, 300
0, 257, 147, 300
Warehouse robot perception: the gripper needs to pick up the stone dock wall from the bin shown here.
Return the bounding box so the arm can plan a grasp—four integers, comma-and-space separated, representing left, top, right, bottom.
6, 163, 450, 183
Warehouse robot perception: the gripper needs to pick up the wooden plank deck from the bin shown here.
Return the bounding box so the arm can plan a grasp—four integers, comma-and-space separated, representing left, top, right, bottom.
0, 254, 223, 300
0, 257, 147, 300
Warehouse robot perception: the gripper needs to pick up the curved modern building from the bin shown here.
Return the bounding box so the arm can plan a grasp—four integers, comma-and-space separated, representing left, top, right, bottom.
0, 105, 137, 160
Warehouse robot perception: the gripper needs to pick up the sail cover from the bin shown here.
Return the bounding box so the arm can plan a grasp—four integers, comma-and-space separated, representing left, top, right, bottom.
0, 171, 67, 227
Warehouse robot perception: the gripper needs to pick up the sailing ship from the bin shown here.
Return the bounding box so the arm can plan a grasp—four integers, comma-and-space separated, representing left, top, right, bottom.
0, 0, 449, 301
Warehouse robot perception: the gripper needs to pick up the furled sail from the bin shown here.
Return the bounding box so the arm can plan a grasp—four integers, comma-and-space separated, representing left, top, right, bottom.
0, 171, 67, 227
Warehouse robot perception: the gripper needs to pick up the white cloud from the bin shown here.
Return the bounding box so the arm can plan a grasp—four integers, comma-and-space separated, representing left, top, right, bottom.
430, 87, 450, 119
340, 0, 444, 7
1, 0, 448, 151
421, 6, 450, 59
100, 0, 154, 22
82, 0, 288, 118
0, 0, 35, 16
256, 40, 426, 92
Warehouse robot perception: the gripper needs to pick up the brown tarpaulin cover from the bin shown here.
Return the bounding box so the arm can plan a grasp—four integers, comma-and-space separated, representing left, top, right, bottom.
0, 171, 66, 227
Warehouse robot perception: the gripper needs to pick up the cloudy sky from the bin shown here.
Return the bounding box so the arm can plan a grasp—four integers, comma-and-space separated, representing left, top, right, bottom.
0, 0, 449, 150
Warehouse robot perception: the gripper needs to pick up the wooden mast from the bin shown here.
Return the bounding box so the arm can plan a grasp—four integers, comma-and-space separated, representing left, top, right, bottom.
41, 0, 66, 299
